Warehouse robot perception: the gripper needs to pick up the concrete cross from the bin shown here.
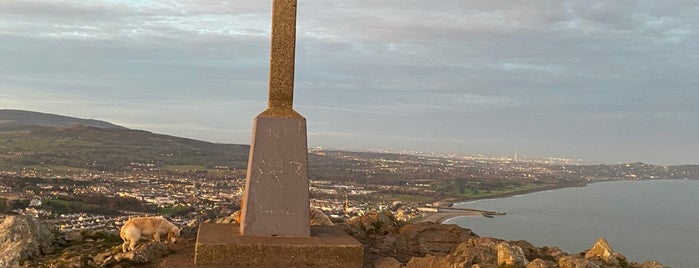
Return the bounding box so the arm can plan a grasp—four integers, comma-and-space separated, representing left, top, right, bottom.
195, 1, 364, 265
239, 0, 309, 237
263, 0, 302, 118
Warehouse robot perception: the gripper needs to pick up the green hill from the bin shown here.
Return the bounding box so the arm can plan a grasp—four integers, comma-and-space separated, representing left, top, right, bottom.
0, 109, 125, 129
0, 123, 249, 172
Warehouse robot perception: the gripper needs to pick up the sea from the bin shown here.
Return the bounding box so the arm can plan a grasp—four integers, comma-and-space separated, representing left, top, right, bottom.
446, 179, 699, 268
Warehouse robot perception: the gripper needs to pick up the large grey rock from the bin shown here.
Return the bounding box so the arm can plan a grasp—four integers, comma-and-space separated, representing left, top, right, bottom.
498, 241, 529, 267
0, 215, 55, 267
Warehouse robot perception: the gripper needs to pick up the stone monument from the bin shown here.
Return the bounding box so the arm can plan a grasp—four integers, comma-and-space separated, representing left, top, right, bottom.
194, 0, 363, 267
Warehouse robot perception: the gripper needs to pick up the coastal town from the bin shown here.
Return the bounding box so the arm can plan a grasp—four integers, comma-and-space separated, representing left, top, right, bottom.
2, 148, 696, 236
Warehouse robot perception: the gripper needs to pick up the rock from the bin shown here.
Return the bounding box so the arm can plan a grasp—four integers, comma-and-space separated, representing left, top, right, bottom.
390, 222, 477, 261
498, 241, 529, 267
374, 257, 403, 268
542, 246, 566, 260
527, 258, 554, 268
0, 215, 55, 267
347, 210, 401, 238
405, 255, 446, 268
310, 206, 334, 226
471, 264, 498, 268
584, 237, 618, 265
215, 211, 240, 224
93, 251, 117, 266
510, 240, 550, 262
178, 219, 200, 241
63, 231, 83, 242
359, 221, 478, 266
635, 260, 665, 268
558, 255, 601, 268
114, 242, 170, 264
442, 238, 498, 266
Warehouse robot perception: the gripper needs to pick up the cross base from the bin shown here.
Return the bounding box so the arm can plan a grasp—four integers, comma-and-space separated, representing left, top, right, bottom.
194, 223, 364, 267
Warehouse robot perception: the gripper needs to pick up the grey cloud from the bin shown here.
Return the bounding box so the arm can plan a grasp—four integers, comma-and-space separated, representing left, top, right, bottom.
1, 0, 698, 164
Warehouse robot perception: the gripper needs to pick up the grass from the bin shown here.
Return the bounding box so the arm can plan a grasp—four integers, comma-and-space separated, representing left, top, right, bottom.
378, 193, 434, 204
0, 125, 250, 172
440, 182, 545, 200
159, 205, 192, 217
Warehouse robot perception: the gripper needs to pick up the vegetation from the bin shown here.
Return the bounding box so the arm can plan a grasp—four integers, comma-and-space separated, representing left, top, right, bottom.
159, 205, 193, 217
42, 195, 156, 215
0, 125, 249, 172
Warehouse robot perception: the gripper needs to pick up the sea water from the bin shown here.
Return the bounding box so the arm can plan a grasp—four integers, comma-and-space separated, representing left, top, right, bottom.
446, 180, 699, 268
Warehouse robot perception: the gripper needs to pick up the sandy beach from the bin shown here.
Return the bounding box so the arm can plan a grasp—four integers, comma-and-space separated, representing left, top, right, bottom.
418, 207, 505, 223
418, 211, 482, 223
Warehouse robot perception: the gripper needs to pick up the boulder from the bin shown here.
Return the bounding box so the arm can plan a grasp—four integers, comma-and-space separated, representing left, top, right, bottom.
444, 240, 498, 266
310, 206, 334, 226
374, 257, 403, 268
498, 241, 529, 267
405, 255, 446, 268
510, 240, 554, 262
558, 255, 601, 268
347, 210, 401, 238
114, 242, 170, 264
389, 222, 477, 262
542, 246, 566, 260
584, 237, 619, 265
527, 258, 554, 268
0, 215, 55, 267
63, 231, 83, 242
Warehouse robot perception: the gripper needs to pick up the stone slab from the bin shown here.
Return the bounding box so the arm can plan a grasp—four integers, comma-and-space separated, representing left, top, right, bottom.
239, 115, 310, 237
195, 223, 363, 268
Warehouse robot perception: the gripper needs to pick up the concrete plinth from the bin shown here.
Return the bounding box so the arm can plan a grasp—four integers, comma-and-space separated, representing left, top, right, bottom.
194, 223, 363, 267
240, 114, 310, 237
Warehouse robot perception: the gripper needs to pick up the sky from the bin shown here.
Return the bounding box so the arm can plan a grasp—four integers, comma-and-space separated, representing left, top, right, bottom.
1, 0, 698, 165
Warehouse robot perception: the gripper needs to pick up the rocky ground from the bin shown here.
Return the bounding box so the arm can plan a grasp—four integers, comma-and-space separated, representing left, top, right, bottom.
2, 213, 667, 268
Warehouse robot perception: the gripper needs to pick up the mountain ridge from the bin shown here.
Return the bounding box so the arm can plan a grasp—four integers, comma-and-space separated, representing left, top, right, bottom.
0, 110, 696, 177
0, 109, 126, 129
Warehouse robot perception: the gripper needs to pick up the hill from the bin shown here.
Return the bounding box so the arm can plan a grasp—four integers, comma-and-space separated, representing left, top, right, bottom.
0, 109, 125, 130
0, 110, 696, 182
0, 123, 249, 172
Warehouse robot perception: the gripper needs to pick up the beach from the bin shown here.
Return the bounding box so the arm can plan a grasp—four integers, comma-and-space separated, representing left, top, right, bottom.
418, 207, 505, 223
418, 181, 591, 223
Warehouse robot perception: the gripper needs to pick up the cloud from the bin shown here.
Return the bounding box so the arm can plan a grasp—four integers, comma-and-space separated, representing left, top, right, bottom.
1, 0, 698, 164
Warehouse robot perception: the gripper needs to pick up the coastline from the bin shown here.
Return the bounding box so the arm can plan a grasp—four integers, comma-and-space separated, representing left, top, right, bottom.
443, 181, 589, 205
419, 181, 591, 224
416, 179, 678, 224
417, 179, 685, 224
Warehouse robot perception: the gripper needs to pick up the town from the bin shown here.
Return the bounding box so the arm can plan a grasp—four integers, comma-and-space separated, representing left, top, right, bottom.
2, 148, 696, 236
